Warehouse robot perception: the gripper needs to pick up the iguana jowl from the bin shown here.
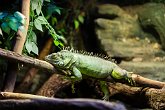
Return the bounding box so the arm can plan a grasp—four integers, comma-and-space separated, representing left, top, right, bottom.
45, 48, 134, 100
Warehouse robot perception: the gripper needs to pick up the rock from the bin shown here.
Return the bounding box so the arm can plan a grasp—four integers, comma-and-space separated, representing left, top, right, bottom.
94, 4, 164, 58
95, 4, 143, 39
93, 3, 165, 81
96, 4, 129, 18
96, 25, 164, 58
119, 61, 165, 81
138, 3, 165, 50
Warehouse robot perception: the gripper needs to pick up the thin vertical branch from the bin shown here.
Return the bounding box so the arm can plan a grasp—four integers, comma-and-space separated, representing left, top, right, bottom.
15, 38, 53, 93
3, 0, 30, 92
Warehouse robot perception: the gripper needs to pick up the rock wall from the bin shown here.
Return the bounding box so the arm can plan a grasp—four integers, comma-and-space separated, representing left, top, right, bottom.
92, 3, 165, 81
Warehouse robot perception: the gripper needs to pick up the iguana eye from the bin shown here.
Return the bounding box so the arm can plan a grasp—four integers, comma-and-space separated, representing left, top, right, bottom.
58, 62, 64, 67
56, 52, 63, 58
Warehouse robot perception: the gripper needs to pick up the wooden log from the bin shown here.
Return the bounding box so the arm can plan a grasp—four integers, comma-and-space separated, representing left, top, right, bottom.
0, 92, 126, 110
0, 48, 165, 89
0, 48, 56, 73
108, 83, 165, 109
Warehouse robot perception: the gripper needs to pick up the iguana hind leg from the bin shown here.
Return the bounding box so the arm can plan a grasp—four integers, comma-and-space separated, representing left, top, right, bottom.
100, 81, 110, 101
111, 67, 135, 85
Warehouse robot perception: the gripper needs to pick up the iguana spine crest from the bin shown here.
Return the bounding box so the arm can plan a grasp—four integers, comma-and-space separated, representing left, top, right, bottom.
62, 46, 115, 62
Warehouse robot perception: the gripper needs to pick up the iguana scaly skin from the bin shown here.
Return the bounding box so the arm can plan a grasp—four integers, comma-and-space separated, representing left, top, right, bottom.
45, 48, 134, 100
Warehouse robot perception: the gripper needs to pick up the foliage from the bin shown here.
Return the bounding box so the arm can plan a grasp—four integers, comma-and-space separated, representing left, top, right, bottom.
0, 11, 25, 50
0, 11, 25, 34
25, 0, 64, 55
0, 0, 87, 55
49, 0, 87, 49
0, 0, 65, 55
74, 14, 85, 29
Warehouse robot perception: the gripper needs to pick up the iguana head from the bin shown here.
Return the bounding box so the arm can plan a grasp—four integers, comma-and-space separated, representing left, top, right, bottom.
45, 50, 74, 69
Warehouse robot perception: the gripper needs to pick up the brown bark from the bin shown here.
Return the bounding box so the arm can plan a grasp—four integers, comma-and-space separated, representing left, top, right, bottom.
0, 47, 165, 90
0, 48, 56, 73
15, 38, 53, 93
0, 92, 125, 110
145, 88, 165, 110
108, 83, 165, 110
14, 0, 30, 52
36, 74, 71, 97
1, 48, 165, 109
3, 0, 30, 92
132, 73, 165, 89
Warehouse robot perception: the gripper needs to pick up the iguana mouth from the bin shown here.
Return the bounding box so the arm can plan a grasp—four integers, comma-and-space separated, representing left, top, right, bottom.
45, 55, 57, 63
45, 54, 63, 67
45, 55, 51, 62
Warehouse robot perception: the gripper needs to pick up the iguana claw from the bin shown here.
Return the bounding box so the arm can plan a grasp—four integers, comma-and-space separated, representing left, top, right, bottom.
102, 94, 109, 101
125, 72, 136, 86
100, 81, 110, 101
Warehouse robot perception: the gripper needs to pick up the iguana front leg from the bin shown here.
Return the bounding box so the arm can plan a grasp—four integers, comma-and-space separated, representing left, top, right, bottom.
70, 66, 82, 93
71, 66, 82, 80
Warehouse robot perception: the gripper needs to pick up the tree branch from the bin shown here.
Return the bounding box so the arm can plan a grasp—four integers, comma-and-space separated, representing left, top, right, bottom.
3, 0, 30, 92
0, 92, 125, 110
15, 38, 53, 93
132, 73, 165, 88
0, 47, 165, 90
108, 83, 165, 109
36, 74, 71, 97
0, 48, 56, 73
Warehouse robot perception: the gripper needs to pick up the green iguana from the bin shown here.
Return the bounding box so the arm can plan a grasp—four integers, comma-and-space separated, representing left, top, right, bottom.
45, 47, 134, 100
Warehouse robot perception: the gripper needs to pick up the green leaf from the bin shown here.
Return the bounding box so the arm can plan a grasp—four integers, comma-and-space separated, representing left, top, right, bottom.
1, 22, 10, 34
0, 12, 8, 20
14, 11, 25, 20
74, 20, 79, 29
51, 17, 57, 25
35, 16, 47, 24
59, 42, 64, 47
54, 8, 61, 15
8, 21, 19, 31
0, 28, 3, 36
25, 40, 38, 55
34, 18, 43, 31
31, 31, 37, 43
53, 40, 64, 47
31, 0, 38, 10
25, 30, 38, 55
31, 42, 38, 55
20, 18, 25, 25
31, 0, 42, 15
44, 0, 50, 2
18, 25, 25, 33
14, 11, 25, 24
25, 40, 32, 54
47, 5, 61, 15
54, 40, 60, 46
36, 3, 42, 15
8, 17, 19, 31
78, 15, 84, 24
